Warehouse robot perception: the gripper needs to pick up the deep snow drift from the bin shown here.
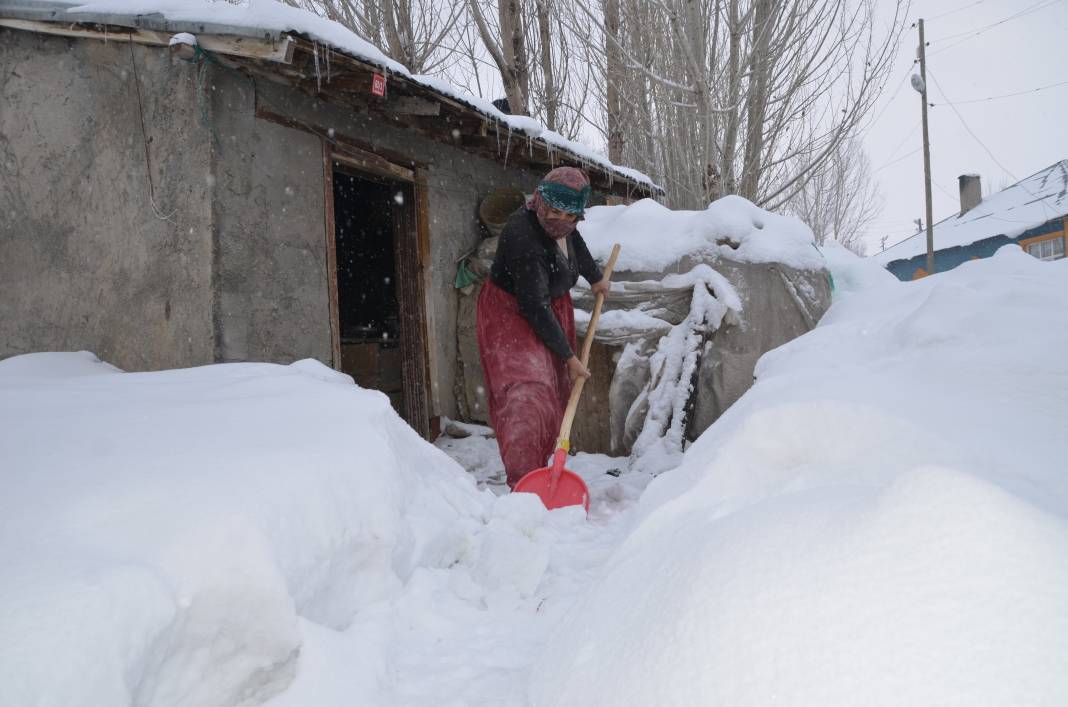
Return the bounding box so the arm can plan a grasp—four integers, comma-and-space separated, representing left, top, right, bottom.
0, 355, 649, 707
0, 355, 494, 706
4, 246, 1067, 707
532, 246, 1068, 706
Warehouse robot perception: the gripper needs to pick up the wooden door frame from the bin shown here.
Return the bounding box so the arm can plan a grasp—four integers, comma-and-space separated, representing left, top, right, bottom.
322, 139, 433, 438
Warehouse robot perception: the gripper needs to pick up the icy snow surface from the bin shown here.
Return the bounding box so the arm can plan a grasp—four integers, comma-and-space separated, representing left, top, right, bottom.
578, 195, 824, 273
64, 0, 656, 191
532, 245, 1068, 706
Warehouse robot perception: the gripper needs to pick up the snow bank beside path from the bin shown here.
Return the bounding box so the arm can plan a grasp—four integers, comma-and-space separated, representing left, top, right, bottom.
578, 195, 822, 273
818, 239, 898, 299
533, 246, 1068, 706
0, 354, 488, 707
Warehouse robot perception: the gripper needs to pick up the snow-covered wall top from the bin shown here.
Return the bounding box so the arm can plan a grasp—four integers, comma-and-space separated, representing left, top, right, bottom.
23, 0, 658, 191
873, 159, 1068, 264
578, 195, 825, 273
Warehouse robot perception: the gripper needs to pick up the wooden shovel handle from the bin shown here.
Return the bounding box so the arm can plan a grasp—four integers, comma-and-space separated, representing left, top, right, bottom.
556, 243, 621, 449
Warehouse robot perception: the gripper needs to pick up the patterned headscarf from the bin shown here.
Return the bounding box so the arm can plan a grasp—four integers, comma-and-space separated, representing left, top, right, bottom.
527, 166, 591, 240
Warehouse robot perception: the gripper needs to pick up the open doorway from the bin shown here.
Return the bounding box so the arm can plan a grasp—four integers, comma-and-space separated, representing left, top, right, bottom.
332, 167, 405, 412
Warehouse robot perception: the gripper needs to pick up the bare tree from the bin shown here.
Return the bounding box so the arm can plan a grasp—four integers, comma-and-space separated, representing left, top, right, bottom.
788, 136, 881, 255
466, 0, 532, 115
572, 0, 906, 210
287, 0, 464, 74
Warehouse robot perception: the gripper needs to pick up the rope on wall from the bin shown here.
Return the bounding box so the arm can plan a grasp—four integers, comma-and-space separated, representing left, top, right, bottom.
128, 42, 177, 224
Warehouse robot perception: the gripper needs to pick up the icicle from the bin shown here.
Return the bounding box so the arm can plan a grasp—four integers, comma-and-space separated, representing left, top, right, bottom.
325, 47, 331, 83
504, 125, 512, 166
528, 135, 533, 158
313, 42, 321, 93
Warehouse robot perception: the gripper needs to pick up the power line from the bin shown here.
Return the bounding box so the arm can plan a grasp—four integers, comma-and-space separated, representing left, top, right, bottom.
926, 69, 1062, 221
873, 147, 921, 174
933, 180, 958, 202
879, 119, 922, 167
865, 61, 917, 132
932, 79, 1068, 106
926, 69, 1017, 182
927, 0, 995, 21
928, 0, 1062, 55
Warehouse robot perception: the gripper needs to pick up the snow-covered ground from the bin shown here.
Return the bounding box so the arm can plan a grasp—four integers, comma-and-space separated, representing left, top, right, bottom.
3, 245, 1067, 706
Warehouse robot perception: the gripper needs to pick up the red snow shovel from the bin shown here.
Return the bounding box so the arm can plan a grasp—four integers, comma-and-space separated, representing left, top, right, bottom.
514, 243, 621, 511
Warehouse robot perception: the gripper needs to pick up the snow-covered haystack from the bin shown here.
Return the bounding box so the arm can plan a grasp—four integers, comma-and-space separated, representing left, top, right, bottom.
532, 246, 1068, 707
574, 196, 832, 472
0, 354, 489, 707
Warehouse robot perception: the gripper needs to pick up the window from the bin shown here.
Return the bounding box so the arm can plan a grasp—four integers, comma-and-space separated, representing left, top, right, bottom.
1027, 236, 1065, 261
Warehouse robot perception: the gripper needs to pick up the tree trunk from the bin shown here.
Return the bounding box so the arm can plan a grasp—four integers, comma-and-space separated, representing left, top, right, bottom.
719, 0, 742, 199
499, 0, 530, 115
536, 0, 557, 130
739, 0, 774, 200
604, 0, 624, 162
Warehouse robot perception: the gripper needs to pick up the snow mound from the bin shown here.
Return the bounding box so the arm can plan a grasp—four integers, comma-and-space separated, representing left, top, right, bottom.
0, 353, 489, 707
578, 195, 822, 273
532, 245, 1068, 706
818, 239, 897, 299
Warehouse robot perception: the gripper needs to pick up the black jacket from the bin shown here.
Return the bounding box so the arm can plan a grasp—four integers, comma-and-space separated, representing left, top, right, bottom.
490, 207, 603, 359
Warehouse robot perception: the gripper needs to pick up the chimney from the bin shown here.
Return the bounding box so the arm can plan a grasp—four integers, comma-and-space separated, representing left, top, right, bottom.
958, 174, 981, 215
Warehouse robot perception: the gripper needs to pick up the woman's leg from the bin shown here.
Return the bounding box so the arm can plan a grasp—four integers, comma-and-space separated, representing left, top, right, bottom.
478, 282, 569, 487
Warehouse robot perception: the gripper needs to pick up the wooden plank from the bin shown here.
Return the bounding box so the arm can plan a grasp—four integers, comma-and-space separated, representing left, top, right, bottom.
393, 184, 432, 439
414, 167, 437, 416
0, 18, 295, 63
254, 104, 422, 183
332, 146, 414, 183
322, 140, 342, 370
388, 96, 440, 116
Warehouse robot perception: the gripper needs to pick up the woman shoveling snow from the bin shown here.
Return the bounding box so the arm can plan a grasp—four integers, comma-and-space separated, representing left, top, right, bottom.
476, 167, 611, 490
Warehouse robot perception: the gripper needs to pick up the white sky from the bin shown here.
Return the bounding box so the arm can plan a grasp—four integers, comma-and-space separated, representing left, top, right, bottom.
860, 0, 1068, 254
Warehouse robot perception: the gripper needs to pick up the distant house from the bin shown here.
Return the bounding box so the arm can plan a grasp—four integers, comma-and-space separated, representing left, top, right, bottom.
874, 161, 1068, 280
0, 0, 659, 438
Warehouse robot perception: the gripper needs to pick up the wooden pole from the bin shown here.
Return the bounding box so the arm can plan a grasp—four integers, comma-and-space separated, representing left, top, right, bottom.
918, 19, 936, 276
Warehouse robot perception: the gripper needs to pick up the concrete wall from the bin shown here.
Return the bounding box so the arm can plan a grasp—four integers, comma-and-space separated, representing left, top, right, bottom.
0, 29, 215, 370
210, 69, 333, 365
0, 31, 592, 422
237, 76, 544, 418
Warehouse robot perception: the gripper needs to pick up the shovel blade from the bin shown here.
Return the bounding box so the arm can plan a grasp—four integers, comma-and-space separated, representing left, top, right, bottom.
514, 463, 590, 511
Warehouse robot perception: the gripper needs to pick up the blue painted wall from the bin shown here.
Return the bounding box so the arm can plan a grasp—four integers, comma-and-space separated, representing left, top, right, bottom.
885, 218, 1065, 281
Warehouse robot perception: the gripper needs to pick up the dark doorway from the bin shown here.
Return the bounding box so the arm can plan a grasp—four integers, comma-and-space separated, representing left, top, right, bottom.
333, 167, 404, 413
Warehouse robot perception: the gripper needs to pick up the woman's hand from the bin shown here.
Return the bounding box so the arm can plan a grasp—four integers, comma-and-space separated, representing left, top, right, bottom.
591, 276, 611, 299
566, 355, 591, 381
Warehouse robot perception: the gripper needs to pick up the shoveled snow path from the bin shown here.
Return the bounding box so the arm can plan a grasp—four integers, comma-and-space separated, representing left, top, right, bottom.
268, 425, 654, 707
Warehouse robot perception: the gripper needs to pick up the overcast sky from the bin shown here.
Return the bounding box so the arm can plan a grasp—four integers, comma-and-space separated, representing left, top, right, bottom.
860, 0, 1068, 254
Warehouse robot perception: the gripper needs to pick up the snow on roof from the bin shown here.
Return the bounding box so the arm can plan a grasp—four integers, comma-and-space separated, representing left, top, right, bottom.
578, 195, 825, 273
873, 160, 1068, 264
1, 0, 658, 192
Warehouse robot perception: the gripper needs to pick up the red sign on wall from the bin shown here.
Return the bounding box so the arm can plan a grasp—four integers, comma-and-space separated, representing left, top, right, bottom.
371, 73, 387, 97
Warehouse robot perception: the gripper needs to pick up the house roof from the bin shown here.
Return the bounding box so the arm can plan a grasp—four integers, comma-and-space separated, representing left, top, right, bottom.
872, 160, 1068, 264
0, 0, 662, 197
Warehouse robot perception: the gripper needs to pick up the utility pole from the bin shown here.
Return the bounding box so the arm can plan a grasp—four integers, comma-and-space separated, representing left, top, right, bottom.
917, 19, 935, 276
